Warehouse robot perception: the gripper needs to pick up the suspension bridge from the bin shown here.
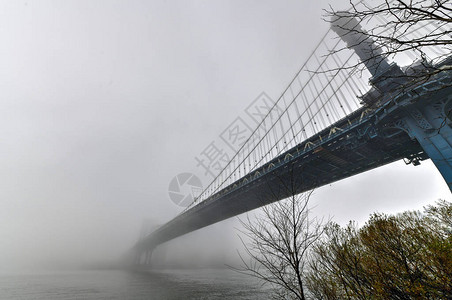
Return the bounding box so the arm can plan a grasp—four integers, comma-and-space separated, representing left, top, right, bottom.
128, 2, 452, 266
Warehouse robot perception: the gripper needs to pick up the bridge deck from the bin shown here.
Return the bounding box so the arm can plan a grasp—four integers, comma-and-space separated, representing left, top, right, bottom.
130, 23, 452, 262
133, 98, 428, 251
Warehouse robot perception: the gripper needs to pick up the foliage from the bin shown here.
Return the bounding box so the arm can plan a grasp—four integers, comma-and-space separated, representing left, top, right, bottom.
307, 200, 452, 299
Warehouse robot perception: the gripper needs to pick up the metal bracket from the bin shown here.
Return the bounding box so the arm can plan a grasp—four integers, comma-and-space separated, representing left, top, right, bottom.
328, 126, 343, 138
403, 152, 428, 166
382, 119, 413, 139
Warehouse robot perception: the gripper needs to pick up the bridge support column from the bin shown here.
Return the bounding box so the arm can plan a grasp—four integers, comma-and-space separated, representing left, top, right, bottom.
146, 249, 153, 266
133, 250, 143, 266
403, 101, 452, 191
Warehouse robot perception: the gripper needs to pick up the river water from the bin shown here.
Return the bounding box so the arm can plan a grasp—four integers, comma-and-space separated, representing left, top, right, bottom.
0, 269, 272, 299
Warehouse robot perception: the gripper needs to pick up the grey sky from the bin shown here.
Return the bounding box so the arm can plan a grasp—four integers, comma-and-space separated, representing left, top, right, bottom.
0, 0, 450, 269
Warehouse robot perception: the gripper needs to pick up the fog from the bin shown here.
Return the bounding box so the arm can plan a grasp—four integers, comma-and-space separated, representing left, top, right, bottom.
0, 0, 450, 271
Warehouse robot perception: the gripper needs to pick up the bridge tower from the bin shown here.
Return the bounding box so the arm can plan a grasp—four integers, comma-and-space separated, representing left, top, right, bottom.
331, 14, 452, 191
130, 219, 159, 268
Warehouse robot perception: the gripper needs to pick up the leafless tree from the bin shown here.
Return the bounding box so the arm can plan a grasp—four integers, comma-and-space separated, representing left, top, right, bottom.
326, 0, 451, 93
330, 0, 451, 52
231, 170, 325, 300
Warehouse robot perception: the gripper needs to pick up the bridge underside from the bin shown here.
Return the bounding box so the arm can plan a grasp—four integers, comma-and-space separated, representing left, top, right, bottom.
134, 123, 424, 254
132, 72, 451, 261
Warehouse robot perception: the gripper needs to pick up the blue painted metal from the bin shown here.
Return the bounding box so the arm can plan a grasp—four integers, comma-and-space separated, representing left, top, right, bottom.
128, 16, 452, 267
332, 13, 452, 191
128, 75, 451, 266
404, 103, 452, 190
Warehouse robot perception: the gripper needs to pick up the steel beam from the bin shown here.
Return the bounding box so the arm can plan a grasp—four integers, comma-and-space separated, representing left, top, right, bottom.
404, 102, 452, 191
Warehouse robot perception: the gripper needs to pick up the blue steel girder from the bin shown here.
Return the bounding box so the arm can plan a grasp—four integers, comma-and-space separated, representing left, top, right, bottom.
133, 107, 424, 255
373, 71, 452, 191
131, 56, 451, 262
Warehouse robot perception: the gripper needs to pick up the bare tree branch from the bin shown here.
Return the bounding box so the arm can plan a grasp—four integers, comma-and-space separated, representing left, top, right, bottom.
229, 167, 326, 299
